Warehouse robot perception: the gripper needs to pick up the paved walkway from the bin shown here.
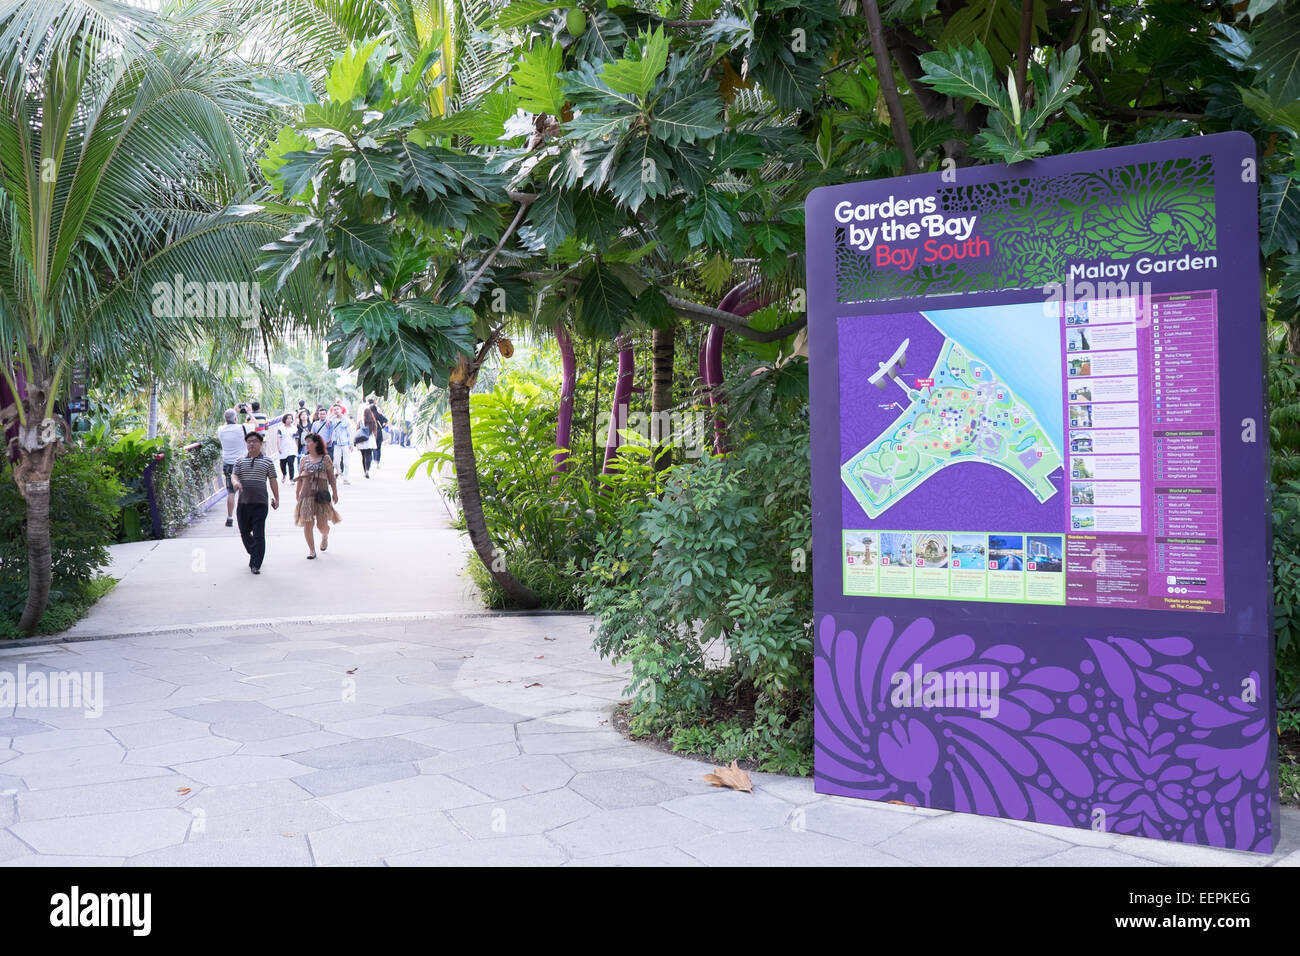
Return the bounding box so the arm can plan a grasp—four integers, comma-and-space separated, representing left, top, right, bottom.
1, 448, 1297, 865
66, 446, 479, 639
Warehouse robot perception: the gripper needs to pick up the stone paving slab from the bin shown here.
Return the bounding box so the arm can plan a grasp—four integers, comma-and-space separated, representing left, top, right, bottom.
1, 612, 1296, 867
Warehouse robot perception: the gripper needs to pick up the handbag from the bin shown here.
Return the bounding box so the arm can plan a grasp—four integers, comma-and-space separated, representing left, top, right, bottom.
354, 425, 371, 443
313, 487, 332, 504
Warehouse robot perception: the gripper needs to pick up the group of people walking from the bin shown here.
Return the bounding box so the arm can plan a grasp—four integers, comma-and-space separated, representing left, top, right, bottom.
216, 398, 391, 572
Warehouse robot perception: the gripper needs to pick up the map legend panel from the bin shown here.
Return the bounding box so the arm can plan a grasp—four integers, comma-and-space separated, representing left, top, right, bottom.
839, 291, 1225, 612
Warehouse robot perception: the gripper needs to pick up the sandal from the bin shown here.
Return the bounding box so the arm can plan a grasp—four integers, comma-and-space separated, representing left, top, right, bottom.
306, 553, 316, 559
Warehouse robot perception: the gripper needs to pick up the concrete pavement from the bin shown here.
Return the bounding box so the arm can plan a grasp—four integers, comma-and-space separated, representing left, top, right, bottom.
3, 446, 1298, 865
2, 613, 1297, 866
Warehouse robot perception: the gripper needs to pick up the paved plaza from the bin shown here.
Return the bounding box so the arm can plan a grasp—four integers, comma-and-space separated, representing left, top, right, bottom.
1, 448, 1297, 866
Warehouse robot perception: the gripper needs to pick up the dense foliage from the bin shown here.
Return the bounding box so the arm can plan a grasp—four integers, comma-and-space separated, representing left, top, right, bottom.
0, 449, 124, 636
584, 409, 812, 771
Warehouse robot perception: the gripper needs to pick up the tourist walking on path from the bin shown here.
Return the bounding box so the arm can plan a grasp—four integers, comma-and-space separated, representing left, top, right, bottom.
217, 409, 248, 529
229, 432, 280, 575
309, 405, 334, 458
357, 403, 380, 478
368, 399, 388, 466
332, 410, 354, 484
273, 412, 298, 481
295, 408, 312, 462
295, 432, 341, 559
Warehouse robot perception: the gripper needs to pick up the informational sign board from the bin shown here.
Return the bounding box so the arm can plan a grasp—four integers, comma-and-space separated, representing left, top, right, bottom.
806, 133, 1278, 851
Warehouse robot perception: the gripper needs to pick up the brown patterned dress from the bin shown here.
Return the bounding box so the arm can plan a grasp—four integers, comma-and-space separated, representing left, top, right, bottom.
295, 453, 342, 526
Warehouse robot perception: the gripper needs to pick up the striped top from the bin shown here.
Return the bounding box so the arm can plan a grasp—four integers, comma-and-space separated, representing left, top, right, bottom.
233, 455, 277, 505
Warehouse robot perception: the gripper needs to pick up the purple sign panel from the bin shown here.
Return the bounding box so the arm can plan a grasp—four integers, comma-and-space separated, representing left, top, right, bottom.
806, 134, 1278, 851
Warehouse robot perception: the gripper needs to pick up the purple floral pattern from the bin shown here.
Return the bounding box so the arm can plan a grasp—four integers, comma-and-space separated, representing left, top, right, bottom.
815, 613, 1276, 852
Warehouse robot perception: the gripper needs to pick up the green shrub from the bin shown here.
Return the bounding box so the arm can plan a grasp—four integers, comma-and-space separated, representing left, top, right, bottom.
1271, 351, 1300, 705
0, 448, 125, 630
80, 424, 165, 541
153, 436, 223, 537
414, 371, 658, 608
583, 414, 813, 773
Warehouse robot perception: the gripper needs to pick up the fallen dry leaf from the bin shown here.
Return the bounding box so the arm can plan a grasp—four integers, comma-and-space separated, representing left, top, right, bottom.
702, 761, 753, 793
535, 655, 545, 659
176, 787, 191, 795
543, 636, 555, 642
525, 682, 542, 688
346, 667, 357, 675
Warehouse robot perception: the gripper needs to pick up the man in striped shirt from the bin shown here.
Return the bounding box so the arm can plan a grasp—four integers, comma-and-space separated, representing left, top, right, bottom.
230, 432, 280, 575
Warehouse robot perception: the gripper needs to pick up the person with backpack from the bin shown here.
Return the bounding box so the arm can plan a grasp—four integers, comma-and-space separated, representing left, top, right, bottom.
368, 399, 388, 466
217, 408, 248, 529
331, 408, 354, 485
356, 403, 380, 478
272, 412, 298, 480
308, 405, 334, 459
250, 400, 268, 433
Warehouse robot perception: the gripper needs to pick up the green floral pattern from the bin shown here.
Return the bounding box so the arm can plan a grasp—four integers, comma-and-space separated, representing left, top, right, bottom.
837, 156, 1216, 303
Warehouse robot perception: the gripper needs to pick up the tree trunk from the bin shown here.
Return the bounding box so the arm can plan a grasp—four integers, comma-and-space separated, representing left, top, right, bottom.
13, 374, 58, 634
651, 323, 675, 471
447, 365, 539, 609
602, 337, 635, 474
16, 449, 55, 634
553, 322, 576, 473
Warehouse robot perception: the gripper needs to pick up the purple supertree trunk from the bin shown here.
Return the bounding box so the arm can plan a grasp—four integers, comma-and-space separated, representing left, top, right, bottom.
553, 322, 576, 473
601, 336, 635, 474
704, 281, 766, 454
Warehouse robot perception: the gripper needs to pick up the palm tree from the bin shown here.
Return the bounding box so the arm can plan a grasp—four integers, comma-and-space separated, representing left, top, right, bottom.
0, 1, 314, 632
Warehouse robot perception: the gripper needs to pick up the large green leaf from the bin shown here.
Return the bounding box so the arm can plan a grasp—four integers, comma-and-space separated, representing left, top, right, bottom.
576, 263, 636, 338
649, 73, 724, 146
259, 127, 313, 193
326, 38, 384, 104
600, 27, 669, 100
334, 221, 392, 272
1246, 6, 1300, 103
1022, 46, 1082, 132
525, 190, 576, 249
252, 72, 316, 108
609, 135, 672, 211
485, 0, 560, 30
918, 39, 1013, 113
350, 148, 404, 197
274, 148, 330, 199
1240, 86, 1300, 134
512, 40, 566, 116
1262, 171, 1300, 256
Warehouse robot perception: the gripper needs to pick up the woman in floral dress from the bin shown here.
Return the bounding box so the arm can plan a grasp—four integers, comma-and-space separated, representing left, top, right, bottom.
295, 432, 341, 558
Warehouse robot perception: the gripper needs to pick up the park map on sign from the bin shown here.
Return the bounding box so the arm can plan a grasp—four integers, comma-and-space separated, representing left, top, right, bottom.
842, 336, 1062, 518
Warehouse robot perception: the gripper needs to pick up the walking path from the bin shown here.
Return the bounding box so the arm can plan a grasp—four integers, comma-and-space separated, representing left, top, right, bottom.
1, 447, 1297, 866
65, 446, 479, 638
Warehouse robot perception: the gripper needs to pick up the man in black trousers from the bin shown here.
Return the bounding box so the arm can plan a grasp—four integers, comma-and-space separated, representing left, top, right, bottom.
230, 431, 279, 574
